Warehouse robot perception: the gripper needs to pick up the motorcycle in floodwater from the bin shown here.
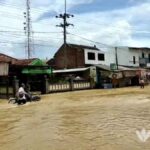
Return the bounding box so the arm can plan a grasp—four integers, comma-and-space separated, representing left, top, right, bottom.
8, 93, 41, 105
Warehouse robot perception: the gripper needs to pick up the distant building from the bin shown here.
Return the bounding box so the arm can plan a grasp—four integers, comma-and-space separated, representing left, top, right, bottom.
0, 53, 52, 95
47, 45, 150, 88
104, 47, 150, 68
47, 43, 105, 69
48, 43, 150, 69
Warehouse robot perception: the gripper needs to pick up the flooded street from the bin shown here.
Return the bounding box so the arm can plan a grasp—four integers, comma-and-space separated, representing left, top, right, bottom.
0, 87, 150, 150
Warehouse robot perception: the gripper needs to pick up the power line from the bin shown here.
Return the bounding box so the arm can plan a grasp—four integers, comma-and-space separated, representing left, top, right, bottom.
68, 32, 112, 47
0, 25, 22, 30
33, 31, 62, 34
1, 29, 150, 35
0, 40, 56, 47
0, 2, 25, 11
0, 30, 62, 34
0, 12, 23, 19
0, 1, 49, 14
0, 31, 64, 41
0, 30, 23, 33
0, 32, 63, 41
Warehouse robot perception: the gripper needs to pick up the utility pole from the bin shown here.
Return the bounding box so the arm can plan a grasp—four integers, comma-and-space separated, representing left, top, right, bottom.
115, 47, 119, 70
24, 0, 33, 59
56, 0, 74, 68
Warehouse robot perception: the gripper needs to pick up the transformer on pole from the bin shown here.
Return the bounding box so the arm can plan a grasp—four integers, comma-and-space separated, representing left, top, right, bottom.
56, 0, 74, 68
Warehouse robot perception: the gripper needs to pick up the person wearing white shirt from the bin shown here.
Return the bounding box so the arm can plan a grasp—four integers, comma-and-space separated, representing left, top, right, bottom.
17, 83, 27, 99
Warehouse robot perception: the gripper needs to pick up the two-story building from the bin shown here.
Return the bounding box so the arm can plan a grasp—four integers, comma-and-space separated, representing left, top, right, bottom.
48, 44, 150, 88
104, 47, 150, 68
48, 43, 150, 69
47, 43, 105, 69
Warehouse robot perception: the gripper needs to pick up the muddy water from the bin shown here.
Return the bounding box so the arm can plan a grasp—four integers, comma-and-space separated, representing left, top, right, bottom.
0, 87, 150, 150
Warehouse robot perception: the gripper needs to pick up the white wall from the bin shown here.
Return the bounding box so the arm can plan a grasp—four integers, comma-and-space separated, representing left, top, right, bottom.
117, 47, 150, 67
103, 47, 150, 67
102, 48, 116, 66
84, 49, 105, 65
84, 47, 150, 67
117, 47, 139, 67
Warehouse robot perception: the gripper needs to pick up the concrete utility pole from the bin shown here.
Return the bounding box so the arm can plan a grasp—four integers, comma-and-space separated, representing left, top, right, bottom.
24, 0, 32, 59
115, 47, 119, 70
56, 0, 74, 68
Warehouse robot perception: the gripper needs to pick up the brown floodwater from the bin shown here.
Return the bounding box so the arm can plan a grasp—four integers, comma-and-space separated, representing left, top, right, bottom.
0, 87, 150, 150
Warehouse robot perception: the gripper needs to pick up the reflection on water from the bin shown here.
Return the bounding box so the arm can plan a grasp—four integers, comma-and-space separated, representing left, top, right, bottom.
0, 87, 150, 150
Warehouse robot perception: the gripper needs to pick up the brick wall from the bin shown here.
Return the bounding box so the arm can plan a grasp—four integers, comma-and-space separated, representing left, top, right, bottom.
54, 45, 85, 69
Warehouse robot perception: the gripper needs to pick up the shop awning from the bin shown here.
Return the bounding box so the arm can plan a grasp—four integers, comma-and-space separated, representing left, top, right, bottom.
22, 68, 52, 75
95, 64, 111, 71
53, 67, 89, 73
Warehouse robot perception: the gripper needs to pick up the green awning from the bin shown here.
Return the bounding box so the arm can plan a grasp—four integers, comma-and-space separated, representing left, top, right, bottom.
22, 68, 52, 74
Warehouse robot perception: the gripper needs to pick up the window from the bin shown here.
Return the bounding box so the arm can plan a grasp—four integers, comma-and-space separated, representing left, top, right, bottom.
142, 52, 145, 58
88, 52, 95, 60
98, 53, 105, 61
133, 56, 136, 64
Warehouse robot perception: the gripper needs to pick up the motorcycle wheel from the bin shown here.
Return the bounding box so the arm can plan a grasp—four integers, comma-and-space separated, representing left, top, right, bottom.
8, 98, 16, 104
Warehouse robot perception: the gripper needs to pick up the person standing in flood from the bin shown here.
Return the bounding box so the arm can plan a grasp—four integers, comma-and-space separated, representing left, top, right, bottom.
139, 78, 145, 88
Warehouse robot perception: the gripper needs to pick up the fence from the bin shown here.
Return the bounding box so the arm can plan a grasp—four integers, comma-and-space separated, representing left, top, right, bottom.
49, 80, 92, 93
73, 81, 91, 90
49, 83, 70, 92
0, 77, 93, 98
0, 80, 13, 98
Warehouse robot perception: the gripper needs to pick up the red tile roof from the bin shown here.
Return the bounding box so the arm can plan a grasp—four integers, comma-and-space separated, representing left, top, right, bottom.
15, 58, 37, 66
0, 53, 37, 66
0, 53, 17, 64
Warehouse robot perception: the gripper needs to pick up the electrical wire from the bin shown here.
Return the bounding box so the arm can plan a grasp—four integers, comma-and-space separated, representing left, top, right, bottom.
67, 32, 112, 47
0, 2, 48, 14
0, 41, 55, 47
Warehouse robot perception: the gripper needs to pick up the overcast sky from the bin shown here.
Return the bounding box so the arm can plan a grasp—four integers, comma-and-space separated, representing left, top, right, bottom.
0, 0, 150, 59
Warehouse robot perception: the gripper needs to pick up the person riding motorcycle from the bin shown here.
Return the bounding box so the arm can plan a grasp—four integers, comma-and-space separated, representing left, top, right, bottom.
8, 83, 40, 105
17, 83, 31, 102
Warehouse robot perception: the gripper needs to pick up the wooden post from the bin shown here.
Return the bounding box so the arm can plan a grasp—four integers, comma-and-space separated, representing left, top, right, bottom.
69, 78, 74, 91
41, 75, 49, 94
90, 77, 95, 89
6, 77, 9, 99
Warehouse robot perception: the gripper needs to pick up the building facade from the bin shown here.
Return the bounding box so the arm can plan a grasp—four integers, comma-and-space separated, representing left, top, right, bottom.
47, 43, 105, 69
104, 47, 150, 68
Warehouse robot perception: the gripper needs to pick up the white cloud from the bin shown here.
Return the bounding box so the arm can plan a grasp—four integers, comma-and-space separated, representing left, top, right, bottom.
67, 1, 150, 48
0, 0, 150, 59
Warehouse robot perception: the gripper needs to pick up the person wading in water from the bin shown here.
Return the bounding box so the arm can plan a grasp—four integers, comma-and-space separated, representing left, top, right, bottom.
139, 78, 145, 88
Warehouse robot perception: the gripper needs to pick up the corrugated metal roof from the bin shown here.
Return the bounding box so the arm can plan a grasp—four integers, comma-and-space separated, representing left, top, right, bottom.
95, 64, 111, 71
118, 66, 137, 71
129, 47, 150, 51
53, 67, 89, 73
67, 43, 100, 51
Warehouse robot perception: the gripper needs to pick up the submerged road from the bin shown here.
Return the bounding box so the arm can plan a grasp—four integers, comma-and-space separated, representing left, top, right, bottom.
0, 87, 150, 150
